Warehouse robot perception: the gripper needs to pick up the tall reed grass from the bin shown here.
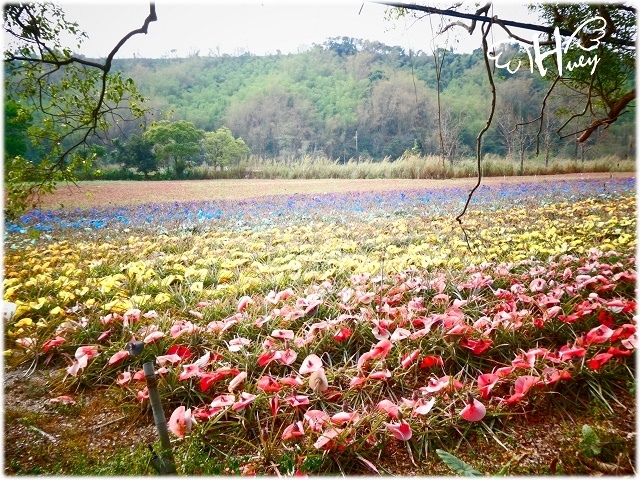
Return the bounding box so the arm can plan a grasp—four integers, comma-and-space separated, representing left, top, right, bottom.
94, 154, 635, 181
193, 154, 635, 180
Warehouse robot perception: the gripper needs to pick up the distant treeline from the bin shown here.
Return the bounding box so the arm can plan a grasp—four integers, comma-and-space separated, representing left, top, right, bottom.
71, 38, 640, 167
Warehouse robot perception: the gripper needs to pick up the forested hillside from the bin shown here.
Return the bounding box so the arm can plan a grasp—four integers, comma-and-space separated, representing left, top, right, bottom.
106, 37, 634, 162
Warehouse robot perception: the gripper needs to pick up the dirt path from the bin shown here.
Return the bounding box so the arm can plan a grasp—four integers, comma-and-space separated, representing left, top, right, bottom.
41, 172, 634, 210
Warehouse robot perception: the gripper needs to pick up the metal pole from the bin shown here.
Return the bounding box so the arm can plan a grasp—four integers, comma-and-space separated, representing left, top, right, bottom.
355, 130, 358, 165
144, 361, 177, 474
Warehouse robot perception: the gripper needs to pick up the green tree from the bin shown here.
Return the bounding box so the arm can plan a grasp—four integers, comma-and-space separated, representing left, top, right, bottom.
143, 120, 204, 178
201, 126, 250, 169
4, 99, 32, 159
113, 134, 157, 178
3, 3, 156, 218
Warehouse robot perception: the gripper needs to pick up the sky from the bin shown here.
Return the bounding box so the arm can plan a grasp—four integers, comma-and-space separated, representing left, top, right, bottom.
57, 1, 542, 59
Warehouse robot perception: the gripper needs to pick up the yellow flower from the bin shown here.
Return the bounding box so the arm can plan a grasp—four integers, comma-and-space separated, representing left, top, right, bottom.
14, 318, 33, 328
49, 306, 65, 316
155, 292, 172, 305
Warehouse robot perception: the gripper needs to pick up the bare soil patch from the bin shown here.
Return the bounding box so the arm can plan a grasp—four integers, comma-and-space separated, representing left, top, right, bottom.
40, 172, 634, 210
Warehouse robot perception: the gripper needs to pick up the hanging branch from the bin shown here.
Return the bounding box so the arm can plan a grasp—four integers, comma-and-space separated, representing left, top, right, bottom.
455, 19, 497, 227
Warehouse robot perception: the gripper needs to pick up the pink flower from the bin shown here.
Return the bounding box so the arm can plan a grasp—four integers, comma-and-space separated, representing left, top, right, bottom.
228, 337, 251, 352
276, 349, 298, 366
282, 421, 305, 440
411, 397, 436, 416
585, 325, 615, 345
309, 367, 329, 393
137, 387, 149, 402
386, 420, 412, 441
117, 371, 131, 385
460, 338, 493, 355
284, 395, 310, 408
299, 354, 323, 375
237, 295, 253, 312
529, 278, 547, 292
67, 345, 99, 376
558, 345, 586, 361
228, 371, 247, 393
349, 376, 366, 388
178, 364, 202, 381
370, 338, 393, 359
41, 336, 66, 353
280, 375, 304, 387
314, 427, 342, 450
210, 394, 235, 409
331, 411, 360, 425
155, 354, 183, 366
269, 396, 280, 416
257, 350, 278, 367
460, 395, 486, 422
477, 373, 500, 399
271, 329, 295, 340
621, 333, 638, 350
108, 350, 130, 366
422, 375, 463, 394
232, 392, 256, 412
333, 327, 353, 342
401, 349, 421, 369
168, 406, 192, 438
368, 369, 391, 380
123, 308, 141, 326
166, 345, 192, 361
304, 409, 330, 432
97, 329, 112, 342
143, 331, 165, 344
377, 399, 400, 419
503, 375, 541, 404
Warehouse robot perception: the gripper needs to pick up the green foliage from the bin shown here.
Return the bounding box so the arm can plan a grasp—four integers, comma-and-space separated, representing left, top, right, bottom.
143, 120, 204, 178
113, 134, 157, 178
4, 100, 32, 158
436, 449, 484, 476
579, 425, 602, 458
3, 3, 151, 218
201, 126, 250, 168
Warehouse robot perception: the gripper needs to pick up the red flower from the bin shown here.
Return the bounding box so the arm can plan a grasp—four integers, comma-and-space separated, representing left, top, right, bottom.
257, 375, 281, 393
611, 324, 636, 342
558, 344, 586, 361
460, 338, 493, 355
419, 355, 444, 368
587, 352, 614, 370
333, 327, 353, 342
166, 344, 192, 361
597, 310, 615, 328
